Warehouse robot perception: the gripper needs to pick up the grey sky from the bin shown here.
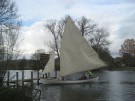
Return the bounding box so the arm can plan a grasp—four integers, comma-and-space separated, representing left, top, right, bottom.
15, 0, 135, 58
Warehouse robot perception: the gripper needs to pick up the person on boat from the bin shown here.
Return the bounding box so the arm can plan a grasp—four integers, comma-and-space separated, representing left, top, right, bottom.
59, 76, 65, 80
79, 73, 87, 80
42, 73, 47, 78
88, 71, 94, 78
83, 73, 87, 79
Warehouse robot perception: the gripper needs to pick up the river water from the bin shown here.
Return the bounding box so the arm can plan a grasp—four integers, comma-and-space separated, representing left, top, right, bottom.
5, 70, 135, 101
38, 71, 135, 101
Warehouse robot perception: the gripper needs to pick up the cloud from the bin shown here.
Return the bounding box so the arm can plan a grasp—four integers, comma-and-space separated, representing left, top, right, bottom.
19, 21, 53, 56
15, 0, 135, 58
118, 12, 135, 38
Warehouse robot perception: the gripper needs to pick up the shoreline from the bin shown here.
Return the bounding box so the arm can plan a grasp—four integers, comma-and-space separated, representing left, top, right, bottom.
1, 67, 135, 71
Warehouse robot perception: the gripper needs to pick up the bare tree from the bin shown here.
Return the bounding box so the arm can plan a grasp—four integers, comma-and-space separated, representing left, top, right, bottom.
76, 16, 97, 37
45, 20, 59, 57
0, 0, 21, 61
0, 0, 21, 87
76, 16, 110, 52
89, 28, 110, 51
44, 16, 110, 60
0, 0, 18, 25
4, 21, 22, 60
44, 16, 68, 59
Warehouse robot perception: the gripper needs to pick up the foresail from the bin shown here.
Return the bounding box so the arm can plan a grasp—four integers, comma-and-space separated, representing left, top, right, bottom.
43, 50, 55, 74
60, 16, 106, 77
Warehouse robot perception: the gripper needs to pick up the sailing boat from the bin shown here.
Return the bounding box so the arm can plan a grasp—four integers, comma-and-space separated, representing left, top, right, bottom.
40, 16, 106, 84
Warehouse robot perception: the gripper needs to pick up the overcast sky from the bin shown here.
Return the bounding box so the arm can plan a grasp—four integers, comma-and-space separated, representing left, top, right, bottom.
15, 0, 135, 58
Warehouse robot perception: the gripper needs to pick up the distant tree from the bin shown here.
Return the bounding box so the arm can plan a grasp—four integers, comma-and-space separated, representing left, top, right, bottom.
76, 16, 97, 37
119, 39, 135, 56
119, 39, 135, 66
122, 53, 134, 67
96, 47, 114, 68
113, 57, 123, 67
31, 50, 42, 61
45, 16, 68, 59
30, 49, 46, 69
90, 28, 110, 51
19, 56, 27, 70
76, 16, 110, 52
4, 22, 22, 61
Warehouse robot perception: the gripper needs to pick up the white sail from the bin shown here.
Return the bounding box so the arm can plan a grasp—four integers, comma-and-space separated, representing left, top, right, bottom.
43, 50, 55, 74
60, 16, 106, 77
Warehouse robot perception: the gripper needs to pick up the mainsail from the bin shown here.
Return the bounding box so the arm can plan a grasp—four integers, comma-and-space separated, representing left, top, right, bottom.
60, 16, 106, 77
43, 50, 55, 74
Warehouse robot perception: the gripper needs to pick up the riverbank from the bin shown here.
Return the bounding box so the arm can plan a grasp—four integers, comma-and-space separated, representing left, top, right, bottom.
109, 66, 135, 71
1, 66, 135, 71
0, 66, 39, 70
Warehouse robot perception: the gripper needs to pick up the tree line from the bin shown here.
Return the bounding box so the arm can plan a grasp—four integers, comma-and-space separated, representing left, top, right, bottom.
118, 39, 135, 67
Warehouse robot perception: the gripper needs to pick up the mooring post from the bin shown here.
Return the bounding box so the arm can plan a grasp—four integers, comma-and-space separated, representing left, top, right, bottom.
37, 70, 39, 85
45, 73, 47, 78
7, 71, 10, 87
31, 72, 33, 86
16, 72, 18, 86
22, 71, 24, 86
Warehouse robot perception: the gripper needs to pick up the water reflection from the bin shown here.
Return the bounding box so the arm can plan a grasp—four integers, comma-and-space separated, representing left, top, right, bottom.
40, 85, 60, 101
5, 70, 40, 80
39, 71, 135, 101
59, 84, 104, 101
6, 70, 135, 101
